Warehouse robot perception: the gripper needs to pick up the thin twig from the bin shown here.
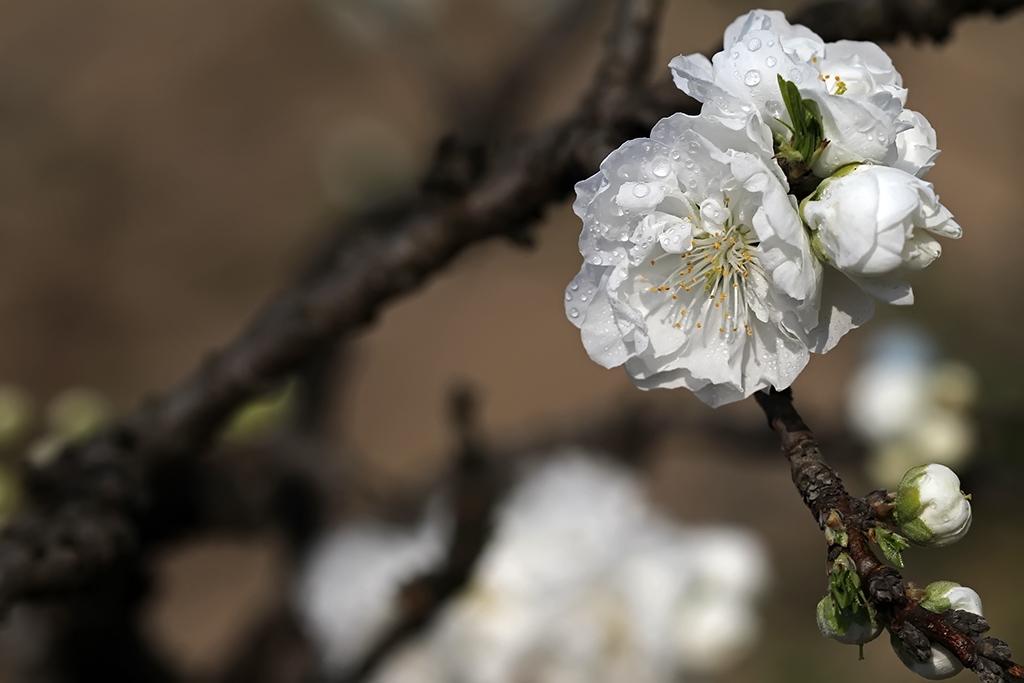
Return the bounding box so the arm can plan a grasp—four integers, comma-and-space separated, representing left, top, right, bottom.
755, 388, 1024, 682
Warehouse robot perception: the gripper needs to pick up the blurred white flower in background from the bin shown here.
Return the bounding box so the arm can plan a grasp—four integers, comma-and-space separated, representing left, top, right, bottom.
297, 516, 447, 671
296, 451, 770, 682
846, 326, 978, 486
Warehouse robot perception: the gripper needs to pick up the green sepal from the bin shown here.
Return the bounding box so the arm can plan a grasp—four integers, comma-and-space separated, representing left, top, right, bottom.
920, 581, 960, 614
825, 555, 876, 638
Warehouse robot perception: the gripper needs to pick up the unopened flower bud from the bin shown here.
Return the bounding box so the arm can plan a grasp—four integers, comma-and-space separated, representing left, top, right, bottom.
816, 594, 881, 645
891, 581, 983, 679
894, 464, 971, 547
919, 581, 983, 616
802, 164, 961, 279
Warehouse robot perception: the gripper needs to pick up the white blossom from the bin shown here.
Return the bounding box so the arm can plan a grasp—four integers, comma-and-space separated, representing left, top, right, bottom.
847, 327, 978, 485
436, 453, 769, 682
801, 164, 961, 304
892, 581, 983, 679
565, 111, 841, 407
295, 453, 770, 682
669, 9, 910, 176
894, 464, 972, 547
296, 518, 446, 672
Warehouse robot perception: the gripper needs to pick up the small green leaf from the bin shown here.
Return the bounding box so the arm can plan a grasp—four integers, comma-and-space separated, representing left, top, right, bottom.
774, 75, 827, 175
825, 526, 849, 548
874, 528, 910, 569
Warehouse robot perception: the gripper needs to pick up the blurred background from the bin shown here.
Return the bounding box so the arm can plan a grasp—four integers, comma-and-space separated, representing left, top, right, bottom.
0, 0, 1021, 681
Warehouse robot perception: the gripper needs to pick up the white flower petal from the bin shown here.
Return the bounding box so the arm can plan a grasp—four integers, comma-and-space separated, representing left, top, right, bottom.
890, 109, 940, 177
806, 267, 875, 353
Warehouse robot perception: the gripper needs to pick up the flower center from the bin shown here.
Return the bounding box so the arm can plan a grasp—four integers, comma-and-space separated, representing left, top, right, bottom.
646, 219, 767, 341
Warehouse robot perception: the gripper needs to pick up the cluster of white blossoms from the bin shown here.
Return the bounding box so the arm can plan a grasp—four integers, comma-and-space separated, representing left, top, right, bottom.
566, 9, 961, 406
846, 326, 979, 486
297, 452, 769, 682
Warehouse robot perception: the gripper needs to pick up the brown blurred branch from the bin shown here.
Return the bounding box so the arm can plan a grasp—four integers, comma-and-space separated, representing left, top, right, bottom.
755, 388, 1024, 682
323, 387, 502, 683
0, 0, 1021, 625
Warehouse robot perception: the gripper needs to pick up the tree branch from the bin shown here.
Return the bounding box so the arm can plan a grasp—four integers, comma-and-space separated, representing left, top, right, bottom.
1, 0, 1021, 616
755, 388, 1024, 682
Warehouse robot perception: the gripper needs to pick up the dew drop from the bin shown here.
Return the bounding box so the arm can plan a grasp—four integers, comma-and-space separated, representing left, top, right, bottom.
767, 39, 775, 47
688, 141, 700, 154
731, 50, 739, 59
651, 159, 670, 177
580, 295, 589, 302
569, 308, 580, 319
744, 70, 761, 87
766, 56, 777, 68
766, 101, 782, 117
632, 183, 650, 198
788, 68, 803, 83
747, 37, 762, 52
570, 282, 579, 291
670, 151, 681, 160
565, 292, 573, 301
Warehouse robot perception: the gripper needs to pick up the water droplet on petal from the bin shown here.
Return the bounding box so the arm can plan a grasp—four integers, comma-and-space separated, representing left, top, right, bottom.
766, 101, 782, 117
788, 68, 803, 83
565, 292, 572, 301
688, 141, 700, 154
651, 159, 670, 177
731, 50, 739, 59
670, 151, 681, 160
632, 183, 650, 198
747, 38, 762, 52
569, 308, 580, 319
580, 295, 589, 302
744, 70, 761, 87
766, 56, 777, 68
570, 282, 579, 291
767, 39, 775, 47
